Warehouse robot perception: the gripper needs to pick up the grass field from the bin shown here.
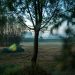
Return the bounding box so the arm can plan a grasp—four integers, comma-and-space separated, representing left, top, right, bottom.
0, 42, 62, 64
0, 42, 75, 75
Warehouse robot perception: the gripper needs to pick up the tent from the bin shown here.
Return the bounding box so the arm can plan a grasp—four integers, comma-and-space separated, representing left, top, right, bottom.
2, 43, 24, 53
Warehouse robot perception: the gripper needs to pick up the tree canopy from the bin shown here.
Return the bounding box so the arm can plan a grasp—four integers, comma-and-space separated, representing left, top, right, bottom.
0, 0, 75, 66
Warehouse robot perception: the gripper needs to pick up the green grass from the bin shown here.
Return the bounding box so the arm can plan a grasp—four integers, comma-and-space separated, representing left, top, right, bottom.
0, 43, 75, 75
0, 64, 21, 75
0, 63, 51, 75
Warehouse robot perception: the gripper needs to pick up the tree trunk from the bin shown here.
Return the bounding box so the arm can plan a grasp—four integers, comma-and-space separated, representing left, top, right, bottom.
31, 30, 39, 66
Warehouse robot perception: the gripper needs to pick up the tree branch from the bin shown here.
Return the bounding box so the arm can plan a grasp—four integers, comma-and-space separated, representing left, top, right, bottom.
40, 9, 56, 30
18, 16, 34, 30
26, 0, 35, 27
33, 0, 38, 27
40, 0, 59, 30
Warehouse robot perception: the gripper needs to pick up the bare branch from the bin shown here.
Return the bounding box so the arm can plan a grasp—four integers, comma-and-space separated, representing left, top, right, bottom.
26, 0, 35, 27
25, 24, 34, 30
40, 1, 59, 30
18, 16, 34, 30
40, 9, 56, 30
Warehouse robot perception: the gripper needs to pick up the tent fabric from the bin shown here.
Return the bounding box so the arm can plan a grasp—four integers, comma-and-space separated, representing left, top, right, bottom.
2, 44, 24, 53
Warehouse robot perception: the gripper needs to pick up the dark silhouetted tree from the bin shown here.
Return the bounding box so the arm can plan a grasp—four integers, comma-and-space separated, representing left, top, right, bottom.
6, 0, 60, 66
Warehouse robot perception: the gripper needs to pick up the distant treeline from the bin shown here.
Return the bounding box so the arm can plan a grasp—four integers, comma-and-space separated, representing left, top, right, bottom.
21, 38, 63, 42
0, 35, 21, 46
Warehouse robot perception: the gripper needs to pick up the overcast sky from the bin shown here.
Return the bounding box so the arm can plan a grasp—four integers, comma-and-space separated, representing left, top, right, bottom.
25, 19, 68, 38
